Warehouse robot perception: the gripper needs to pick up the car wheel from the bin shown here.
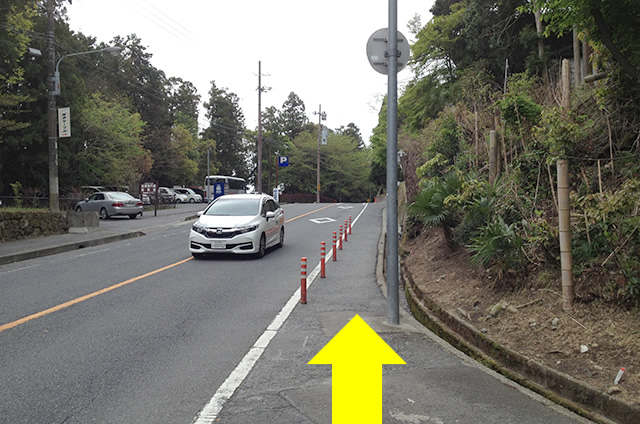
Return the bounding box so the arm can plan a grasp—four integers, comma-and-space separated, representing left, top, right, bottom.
99, 208, 109, 220
176, 199, 182, 203
277, 227, 284, 248
255, 234, 266, 259
128, 214, 137, 219
75, 206, 82, 212
189, 198, 195, 203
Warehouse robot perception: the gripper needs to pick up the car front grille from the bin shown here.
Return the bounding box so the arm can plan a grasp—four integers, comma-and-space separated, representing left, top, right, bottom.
203, 228, 233, 238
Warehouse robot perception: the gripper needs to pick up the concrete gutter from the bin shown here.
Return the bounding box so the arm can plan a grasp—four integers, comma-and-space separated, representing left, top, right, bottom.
403, 265, 639, 424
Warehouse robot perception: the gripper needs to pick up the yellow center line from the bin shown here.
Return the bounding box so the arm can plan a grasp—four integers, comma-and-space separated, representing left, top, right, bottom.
0, 205, 335, 334
285, 203, 335, 223
0, 257, 192, 334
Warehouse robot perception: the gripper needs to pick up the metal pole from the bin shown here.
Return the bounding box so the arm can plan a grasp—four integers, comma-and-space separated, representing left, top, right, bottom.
257, 61, 263, 194
317, 104, 322, 203
386, 0, 400, 325
206, 149, 210, 200
46, 0, 59, 212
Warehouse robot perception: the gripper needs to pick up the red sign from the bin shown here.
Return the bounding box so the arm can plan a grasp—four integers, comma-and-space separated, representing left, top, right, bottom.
140, 182, 157, 194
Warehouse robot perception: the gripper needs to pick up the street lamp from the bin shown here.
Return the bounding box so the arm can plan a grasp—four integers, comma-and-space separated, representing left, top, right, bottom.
47, 45, 121, 211
54, 46, 122, 96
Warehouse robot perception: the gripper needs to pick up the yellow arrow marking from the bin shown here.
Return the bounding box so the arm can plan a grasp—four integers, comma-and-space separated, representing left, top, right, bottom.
308, 314, 405, 423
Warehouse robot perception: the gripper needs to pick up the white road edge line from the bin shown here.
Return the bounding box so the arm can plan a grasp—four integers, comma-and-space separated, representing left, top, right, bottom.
191, 203, 370, 424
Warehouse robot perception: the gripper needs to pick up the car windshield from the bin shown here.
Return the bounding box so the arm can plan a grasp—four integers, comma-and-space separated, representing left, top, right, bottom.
204, 198, 260, 216
109, 192, 135, 200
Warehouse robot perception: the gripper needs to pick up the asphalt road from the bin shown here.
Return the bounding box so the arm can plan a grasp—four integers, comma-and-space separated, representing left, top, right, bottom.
0, 202, 363, 423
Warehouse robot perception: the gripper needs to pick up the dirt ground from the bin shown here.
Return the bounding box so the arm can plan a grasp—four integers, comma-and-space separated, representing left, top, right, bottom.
401, 227, 640, 408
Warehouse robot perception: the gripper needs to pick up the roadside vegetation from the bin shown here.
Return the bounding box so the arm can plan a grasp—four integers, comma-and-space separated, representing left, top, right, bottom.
1, 1, 374, 207
371, 0, 640, 307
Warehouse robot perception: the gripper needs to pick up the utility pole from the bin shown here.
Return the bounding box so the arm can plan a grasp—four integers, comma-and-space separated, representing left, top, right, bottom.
313, 105, 326, 203
257, 61, 270, 194
46, 0, 59, 211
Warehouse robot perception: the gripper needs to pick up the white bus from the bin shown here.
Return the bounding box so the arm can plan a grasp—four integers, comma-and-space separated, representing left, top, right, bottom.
204, 175, 247, 200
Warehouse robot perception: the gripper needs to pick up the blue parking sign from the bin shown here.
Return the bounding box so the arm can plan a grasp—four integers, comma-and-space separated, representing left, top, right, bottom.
278, 156, 289, 167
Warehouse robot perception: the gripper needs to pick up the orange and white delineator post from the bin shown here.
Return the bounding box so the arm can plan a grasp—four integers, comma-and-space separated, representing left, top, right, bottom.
300, 257, 307, 304
320, 241, 326, 278
348, 215, 352, 235
344, 220, 348, 242
339, 225, 343, 250
332, 231, 337, 261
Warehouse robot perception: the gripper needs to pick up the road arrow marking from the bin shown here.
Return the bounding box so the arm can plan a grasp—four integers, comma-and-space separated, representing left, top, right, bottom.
308, 314, 405, 423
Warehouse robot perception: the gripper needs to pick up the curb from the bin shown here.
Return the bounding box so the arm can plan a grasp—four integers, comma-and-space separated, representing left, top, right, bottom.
0, 231, 145, 266
402, 263, 639, 424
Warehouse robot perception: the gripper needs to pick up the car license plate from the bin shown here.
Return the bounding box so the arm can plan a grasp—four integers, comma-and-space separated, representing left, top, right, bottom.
211, 241, 226, 249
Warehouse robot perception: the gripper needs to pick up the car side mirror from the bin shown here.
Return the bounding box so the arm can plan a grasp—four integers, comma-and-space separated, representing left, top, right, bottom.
265, 211, 276, 220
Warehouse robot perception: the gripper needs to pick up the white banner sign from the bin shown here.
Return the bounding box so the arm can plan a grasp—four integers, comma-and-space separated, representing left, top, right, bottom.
58, 107, 71, 138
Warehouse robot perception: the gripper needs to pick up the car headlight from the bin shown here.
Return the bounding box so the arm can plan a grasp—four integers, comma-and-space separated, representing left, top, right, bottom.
192, 222, 206, 234
236, 224, 258, 234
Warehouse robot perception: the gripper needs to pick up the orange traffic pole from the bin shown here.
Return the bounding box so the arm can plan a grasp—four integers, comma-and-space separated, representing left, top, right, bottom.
300, 257, 307, 304
339, 225, 343, 250
349, 215, 352, 235
332, 231, 337, 261
344, 220, 348, 242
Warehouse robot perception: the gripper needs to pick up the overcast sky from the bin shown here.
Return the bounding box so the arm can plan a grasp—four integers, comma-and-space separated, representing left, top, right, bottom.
66, 0, 434, 142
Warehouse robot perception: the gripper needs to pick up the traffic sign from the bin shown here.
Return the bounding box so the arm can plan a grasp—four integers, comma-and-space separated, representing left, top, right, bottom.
278, 156, 289, 167
366, 28, 410, 75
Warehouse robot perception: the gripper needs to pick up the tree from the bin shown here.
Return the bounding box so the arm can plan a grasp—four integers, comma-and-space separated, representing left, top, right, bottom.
168, 77, 200, 141
524, 0, 640, 80
336, 123, 364, 149
280, 92, 308, 141
69, 92, 150, 187
202, 81, 249, 178
281, 126, 372, 202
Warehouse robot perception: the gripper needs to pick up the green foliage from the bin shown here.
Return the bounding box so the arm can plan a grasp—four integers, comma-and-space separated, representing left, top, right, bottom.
409, 172, 463, 238
469, 216, 526, 274
496, 74, 543, 127
414, 110, 462, 180
202, 82, 249, 179
533, 107, 594, 160
280, 129, 372, 202
71, 92, 150, 187
10, 181, 23, 208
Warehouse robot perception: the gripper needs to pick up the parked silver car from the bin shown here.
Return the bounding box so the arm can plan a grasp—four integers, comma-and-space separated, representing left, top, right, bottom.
189, 193, 284, 258
75, 191, 143, 219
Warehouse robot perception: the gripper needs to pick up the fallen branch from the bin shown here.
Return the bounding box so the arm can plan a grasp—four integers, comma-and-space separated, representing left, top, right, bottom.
602, 226, 638, 266
571, 317, 588, 330
516, 298, 543, 309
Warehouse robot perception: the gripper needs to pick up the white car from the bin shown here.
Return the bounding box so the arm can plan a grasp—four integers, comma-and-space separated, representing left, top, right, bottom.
158, 187, 188, 203
189, 194, 285, 258
173, 187, 203, 203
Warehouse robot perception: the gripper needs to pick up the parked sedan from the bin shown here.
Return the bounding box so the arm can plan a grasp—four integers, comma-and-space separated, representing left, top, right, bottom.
75, 191, 143, 219
189, 193, 284, 258
157, 187, 188, 204
173, 187, 203, 203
